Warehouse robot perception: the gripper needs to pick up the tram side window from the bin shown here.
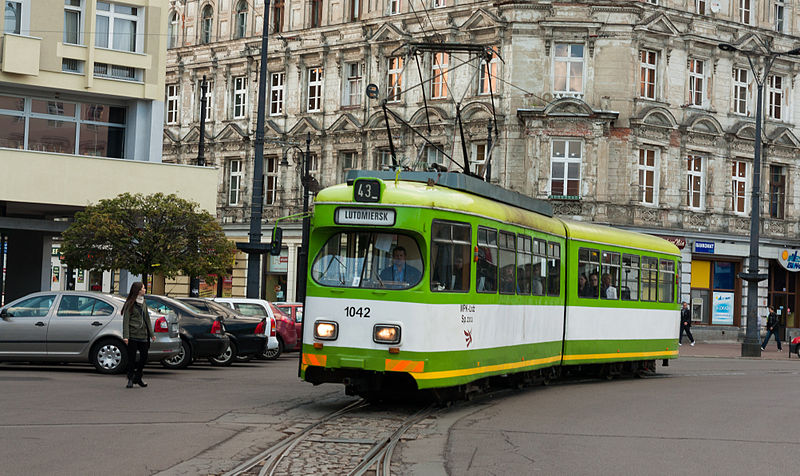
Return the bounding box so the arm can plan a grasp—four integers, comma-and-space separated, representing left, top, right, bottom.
532, 239, 547, 296
601, 251, 620, 300
578, 248, 600, 298
640, 256, 658, 302
498, 231, 516, 295
430, 220, 471, 292
621, 254, 640, 301
547, 242, 561, 296
516, 235, 532, 295
477, 227, 498, 293
658, 259, 675, 303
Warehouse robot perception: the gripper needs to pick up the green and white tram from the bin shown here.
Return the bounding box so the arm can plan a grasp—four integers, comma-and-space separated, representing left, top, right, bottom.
301, 171, 680, 397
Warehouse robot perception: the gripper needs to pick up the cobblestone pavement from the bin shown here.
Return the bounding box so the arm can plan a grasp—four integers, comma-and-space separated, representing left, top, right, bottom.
678, 340, 799, 359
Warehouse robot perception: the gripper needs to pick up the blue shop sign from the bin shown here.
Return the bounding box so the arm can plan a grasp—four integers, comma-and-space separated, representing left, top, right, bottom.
694, 241, 715, 254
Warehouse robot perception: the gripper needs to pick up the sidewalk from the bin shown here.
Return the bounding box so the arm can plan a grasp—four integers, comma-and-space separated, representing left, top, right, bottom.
678, 341, 796, 360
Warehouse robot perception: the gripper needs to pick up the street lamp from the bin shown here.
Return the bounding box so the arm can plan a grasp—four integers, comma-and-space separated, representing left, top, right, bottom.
717, 39, 800, 357
280, 132, 312, 304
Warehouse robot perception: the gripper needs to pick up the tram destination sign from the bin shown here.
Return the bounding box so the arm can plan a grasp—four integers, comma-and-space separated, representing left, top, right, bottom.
335, 207, 396, 226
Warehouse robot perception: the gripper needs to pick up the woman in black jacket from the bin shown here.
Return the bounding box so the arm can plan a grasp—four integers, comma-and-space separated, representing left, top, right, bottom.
122, 282, 154, 388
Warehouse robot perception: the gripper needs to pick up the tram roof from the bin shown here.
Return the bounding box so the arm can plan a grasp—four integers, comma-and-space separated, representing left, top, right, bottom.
561, 219, 681, 256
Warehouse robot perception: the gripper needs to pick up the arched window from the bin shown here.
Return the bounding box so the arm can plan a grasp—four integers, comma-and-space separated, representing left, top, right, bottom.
168, 11, 179, 48
234, 0, 247, 39
200, 5, 213, 44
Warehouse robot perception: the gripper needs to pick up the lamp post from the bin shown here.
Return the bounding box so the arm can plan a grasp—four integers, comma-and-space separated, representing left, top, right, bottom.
279, 132, 312, 304
236, 0, 272, 299
718, 40, 800, 357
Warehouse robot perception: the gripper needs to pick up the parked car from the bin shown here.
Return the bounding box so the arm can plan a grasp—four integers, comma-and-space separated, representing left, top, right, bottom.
177, 297, 274, 366
0, 291, 180, 374
144, 295, 229, 369
274, 302, 303, 351
213, 298, 297, 359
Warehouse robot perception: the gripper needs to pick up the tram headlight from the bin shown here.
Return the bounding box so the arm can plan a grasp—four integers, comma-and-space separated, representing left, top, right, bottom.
373, 324, 401, 344
314, 320, 338, 340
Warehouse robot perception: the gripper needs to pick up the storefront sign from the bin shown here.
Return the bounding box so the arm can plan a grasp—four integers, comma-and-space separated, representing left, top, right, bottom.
694, 241, 715, 254
335, 208, 396, 226
711, 292, 734, 325
269, 249, 289, 273
658, 236, 686, 249
778, 249, 800, 272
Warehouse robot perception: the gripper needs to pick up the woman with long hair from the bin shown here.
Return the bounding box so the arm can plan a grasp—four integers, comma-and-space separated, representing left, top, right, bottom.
122, 282, 154, 388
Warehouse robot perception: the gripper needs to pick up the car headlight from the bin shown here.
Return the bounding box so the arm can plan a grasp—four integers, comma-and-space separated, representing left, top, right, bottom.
314, 320, 338, 340
373, 324, 401, 344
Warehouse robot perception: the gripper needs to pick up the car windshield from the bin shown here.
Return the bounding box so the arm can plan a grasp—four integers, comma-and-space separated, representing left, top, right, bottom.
311, 232, 422, 289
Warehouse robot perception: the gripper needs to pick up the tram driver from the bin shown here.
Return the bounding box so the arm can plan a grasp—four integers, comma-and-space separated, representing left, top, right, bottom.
380, 246, 421, 288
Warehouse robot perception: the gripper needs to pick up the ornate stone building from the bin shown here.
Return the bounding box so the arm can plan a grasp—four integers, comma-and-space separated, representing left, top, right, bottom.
164, 0, 800, 338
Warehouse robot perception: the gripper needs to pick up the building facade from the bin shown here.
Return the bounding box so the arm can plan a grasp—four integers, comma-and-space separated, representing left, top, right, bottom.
0, 0, 217, 303
164, 0, 800, 339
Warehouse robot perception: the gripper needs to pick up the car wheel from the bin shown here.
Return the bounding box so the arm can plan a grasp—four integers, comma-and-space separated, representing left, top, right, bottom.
91, 338, 128, 374
209, 341, 237, 367
263, 337, 283, 360
161, 339, 192, 369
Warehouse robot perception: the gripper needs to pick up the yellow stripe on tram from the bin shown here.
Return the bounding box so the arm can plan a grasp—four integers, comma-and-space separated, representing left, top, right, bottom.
562, 350, 678, 361
413, 355, 562, 381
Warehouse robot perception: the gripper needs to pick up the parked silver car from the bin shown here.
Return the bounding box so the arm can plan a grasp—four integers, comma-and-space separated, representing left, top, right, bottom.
0, 291, 180, 374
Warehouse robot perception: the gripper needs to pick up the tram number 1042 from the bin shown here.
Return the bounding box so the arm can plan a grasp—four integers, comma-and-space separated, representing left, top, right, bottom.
344, 306, 371, 318
354, 179, 381, 203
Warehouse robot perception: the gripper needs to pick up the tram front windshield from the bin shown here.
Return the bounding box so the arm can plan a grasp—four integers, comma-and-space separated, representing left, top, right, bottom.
311, 232, 423, 289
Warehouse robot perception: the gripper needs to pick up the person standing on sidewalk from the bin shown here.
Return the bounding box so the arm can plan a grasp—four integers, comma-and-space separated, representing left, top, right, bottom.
122, 282, 155, 388
679, 301, 695, 346
761, 306, 782, 351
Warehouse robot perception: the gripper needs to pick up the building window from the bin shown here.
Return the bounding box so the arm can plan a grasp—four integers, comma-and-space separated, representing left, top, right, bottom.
768, 75, 784, 121
425, 145, 444, 167
732, 68, 750, 116
479, 49, 499, 95
342, 62, 363, 107
234, 0, 247, 39
341, 151, 357, 170
199, 80, 213, 121
769, 165, 785, 219
646, 0, 658, 4
229, 159, 242, 206
93, 62, 139, 81
307, 67, 323, 112
688, 58, 705, 107
638, 148, 658, 205
553, 43, 584, 97
270, 72, 285, 115
168, 11, 179, 48
433, 0, 445, 8
695, 0, 706, 14
639, 49, 657, 100
731, 160, 748, 214
471, 142, 487, 177
95, 1, 141, 52
273, 0, 284, 33
387, 56, 403, 102
3, 0, 25, 34
0, 94, 126, 158
389, 0, 400, 15
64, 0, 82, 45
377, 149, 392, 169
687, 155, 705, 209
200, 5, 213, 44
431, 53, 449, 99
265, 156, 277, 205
550, 139, 581, 198
774, 0, 785, 32
348, 0, 360, 21
166, 84, 179, 125
739, 0, 751, 24
232, 76, 247, 119
310, 0, 322, 27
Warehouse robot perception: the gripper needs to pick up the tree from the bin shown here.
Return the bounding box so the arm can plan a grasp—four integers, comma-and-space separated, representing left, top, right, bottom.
61, 193, 235, 289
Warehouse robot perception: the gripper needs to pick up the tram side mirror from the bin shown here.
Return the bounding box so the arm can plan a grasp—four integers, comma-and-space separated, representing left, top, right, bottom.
270, 227, 283, 256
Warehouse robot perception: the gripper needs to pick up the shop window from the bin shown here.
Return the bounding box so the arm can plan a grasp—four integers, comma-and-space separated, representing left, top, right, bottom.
713, 262, 735, 290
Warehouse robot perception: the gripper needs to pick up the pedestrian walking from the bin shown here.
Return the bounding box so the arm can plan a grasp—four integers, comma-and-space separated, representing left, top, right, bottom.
679, 301, 695, 346
122, 282, 154, 388
761, 306, 782, 351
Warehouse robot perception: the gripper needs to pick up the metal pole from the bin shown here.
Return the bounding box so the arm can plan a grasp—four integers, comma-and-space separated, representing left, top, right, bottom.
485, 121, 492, 182
244, 0, 272, 299
297, 132, 311, 304
197, 76, 207, 167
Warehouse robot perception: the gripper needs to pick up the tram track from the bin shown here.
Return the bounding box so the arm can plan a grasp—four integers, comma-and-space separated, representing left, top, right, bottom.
222, 399, 437, 476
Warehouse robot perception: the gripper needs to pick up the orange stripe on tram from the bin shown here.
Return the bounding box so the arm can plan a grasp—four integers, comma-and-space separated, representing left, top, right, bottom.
303, 354, 327, 366
385, 359, 424, 373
